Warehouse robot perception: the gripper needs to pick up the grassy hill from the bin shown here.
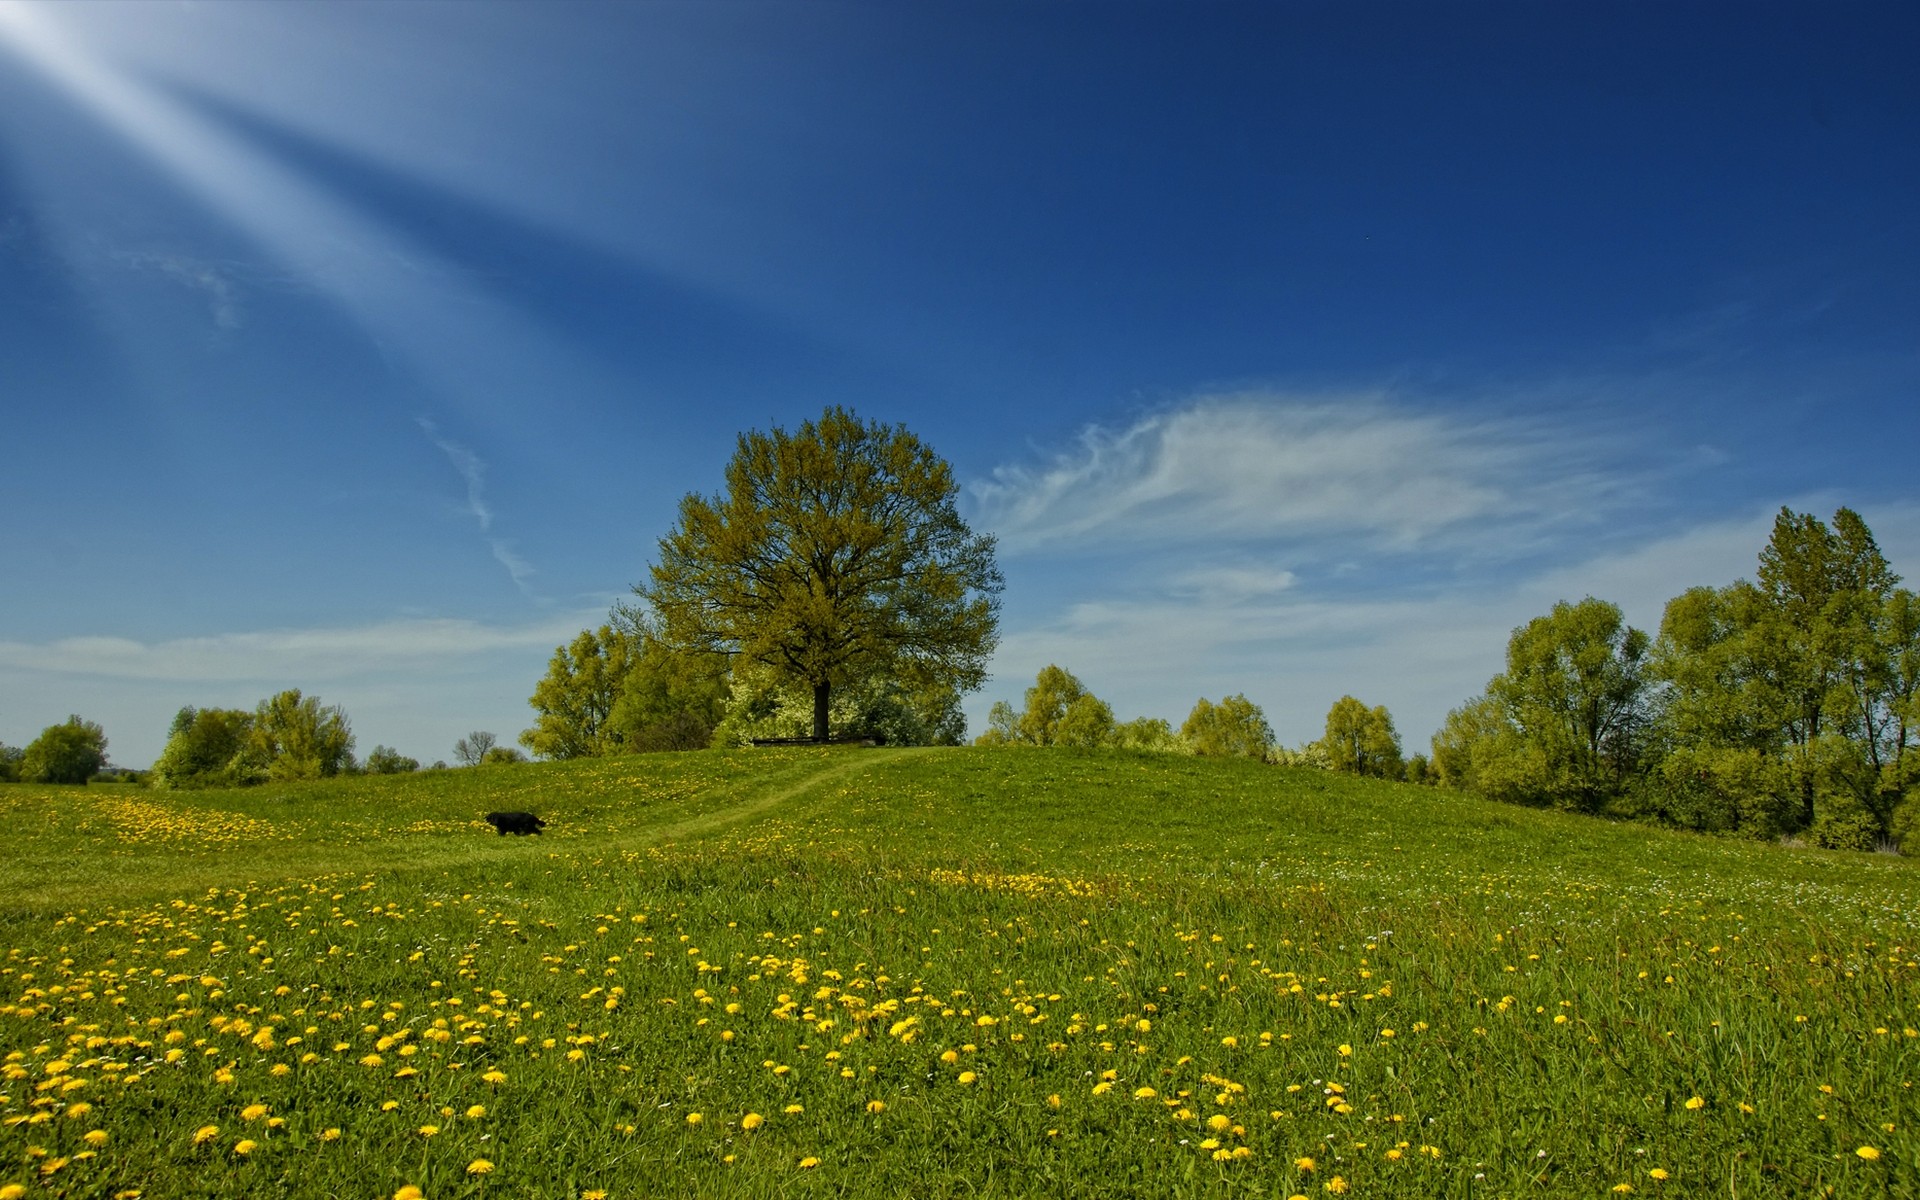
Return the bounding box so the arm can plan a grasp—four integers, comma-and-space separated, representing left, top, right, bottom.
1, 748, 1914, 1198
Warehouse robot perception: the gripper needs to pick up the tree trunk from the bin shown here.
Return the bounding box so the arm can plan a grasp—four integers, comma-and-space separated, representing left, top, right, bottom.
812, 682, 831, 743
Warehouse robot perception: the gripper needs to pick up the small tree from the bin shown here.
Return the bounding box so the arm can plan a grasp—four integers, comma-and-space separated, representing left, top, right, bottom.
481, 745, 527, 765
1322, 695, 1403, 777
644, 407, 1002, 742
454, 731, 497, 767
0, 742, 22, 782
522, 624, 643, 760
1181, 695, 1274, 759
365, 746, 420, 774
1113, 716, 1181, 752
19, 716, 109, 784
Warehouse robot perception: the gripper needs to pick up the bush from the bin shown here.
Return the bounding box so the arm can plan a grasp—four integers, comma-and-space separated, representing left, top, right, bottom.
0, 743, 21, 782
365, 746, 420, 775
480, 746, 527, 765
20, 717, 109, 785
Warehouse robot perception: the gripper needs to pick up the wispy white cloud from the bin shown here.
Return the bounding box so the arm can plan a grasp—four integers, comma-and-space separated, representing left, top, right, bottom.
0, 612, 596, 684
969, 393, 1623, 554
418, 418, 535, 592
119, 250, 241, 328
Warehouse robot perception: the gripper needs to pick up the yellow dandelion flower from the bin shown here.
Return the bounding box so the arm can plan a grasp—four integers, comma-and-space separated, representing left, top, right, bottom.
394, 1188, 424, 1200
65, 1103, 92, 1119
466, 1159, 494, 1175
382, 1101, 400, 1112
1648, 1168, 1670, 1180
84, 1130, 108, 1147
0, 1186, 25, 1200
1684, 1096, 1705, 1110
798, 1156, 820, 1169
866, 1100, 886, 1114
957, 1071, 977, 1085
1337, 1044, 1352, 1057
232, 1139, 257, 1156
686, 1113, 703, 1126
741, 1113, 764, 1131
482, 1070, 507, 1084
417, 1125, 439, 1138
783, 1104, 805, 1115
1134, 1086, 1156, 1099
1295, 1156, 1316, 1172
940, 1050, 959, 1064
1208, 1114, 1233, 1133
193, 1125, 220, 1145
1326, 1177, 1349, 1195
241, 1104, 268, 1122
1221, 1036, 1238, 1048
1613, 1186, 1636, 1194
1048, 1094, 1063, 1109
1856, 1146, 1881, 1161
465, 1105, 487, 1119
321, 1128, 341, 1142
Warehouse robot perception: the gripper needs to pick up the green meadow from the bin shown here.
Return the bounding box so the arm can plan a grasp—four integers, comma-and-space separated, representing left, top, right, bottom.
2, 748, 1915, 1199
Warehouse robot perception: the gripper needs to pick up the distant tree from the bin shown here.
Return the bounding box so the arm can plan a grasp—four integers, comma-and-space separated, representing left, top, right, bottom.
19, 716, 110, 784
974, 701, 1021, 746
1180, 695, 1274, 760
1489, 597, 1649, 811
242, 690, 354, 781
1113, 716, 1181, 753
365, 745, 420, 775
454, 732, 497, 767
1322, 695, 1402, 777
522, 625, 642, 760
0, 742, 22, 782
603, 605, 732, 751
643, 407, 1002, 742
480, 745, 527, 765
1430, 693, 1542, 803
979, 665, 1114, 748
151, 706, 254, 789
1403, 752, 1435, 785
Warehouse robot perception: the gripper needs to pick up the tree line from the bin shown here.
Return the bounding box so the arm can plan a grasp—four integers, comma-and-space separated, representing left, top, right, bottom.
1433, 506, 1919, 851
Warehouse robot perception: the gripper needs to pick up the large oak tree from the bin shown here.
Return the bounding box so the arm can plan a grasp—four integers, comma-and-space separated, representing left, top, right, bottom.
642, 408, 1002, 742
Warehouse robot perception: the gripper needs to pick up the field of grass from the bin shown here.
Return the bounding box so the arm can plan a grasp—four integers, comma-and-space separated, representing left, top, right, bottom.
2, 747, 1915, 1198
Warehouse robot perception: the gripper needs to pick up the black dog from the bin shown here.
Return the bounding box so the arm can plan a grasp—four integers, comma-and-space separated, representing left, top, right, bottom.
483, 811, 546, 836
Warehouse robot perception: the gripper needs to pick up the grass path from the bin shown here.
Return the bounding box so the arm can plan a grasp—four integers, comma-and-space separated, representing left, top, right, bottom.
629, 745, 926, 848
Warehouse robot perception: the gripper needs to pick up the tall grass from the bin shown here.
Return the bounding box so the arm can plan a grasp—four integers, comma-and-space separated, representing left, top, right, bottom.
1, 747, 1913, 1197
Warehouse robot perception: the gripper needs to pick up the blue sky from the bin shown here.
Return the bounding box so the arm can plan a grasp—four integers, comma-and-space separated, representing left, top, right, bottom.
3, 1, 1917, 768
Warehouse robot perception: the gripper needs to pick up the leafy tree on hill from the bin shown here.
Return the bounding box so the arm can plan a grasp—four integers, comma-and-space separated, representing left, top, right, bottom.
1322, 695, 1401, 777
243, 690, 355, 781
19, 716, 109, 784
1113, 716, 1181, 752
711, 661, 966, 746
151, 706, 254, 789
481, 746, 527, 765
1181, 694, 1274, 759
522, 624, 644, 760
454, 731, 496, 767
975, 665, 1116, 748
365, 745, 420, 774
643, 407, 1002, 742
0, 742, 22, 782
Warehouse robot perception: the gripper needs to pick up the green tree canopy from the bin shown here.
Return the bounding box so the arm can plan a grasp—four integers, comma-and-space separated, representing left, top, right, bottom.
975, 665, 1115, 748
0, 742, 23, 782
151, 706, 255, 789
643, 407, 1002, 742
1489, 597, 1649, 810
1322, 695, 1401, 776
19, 716, 109, 784
365, 746, 420, 775
243, 690, 354, 781
1181, 694, 1274, 759
522, 624, 644, 760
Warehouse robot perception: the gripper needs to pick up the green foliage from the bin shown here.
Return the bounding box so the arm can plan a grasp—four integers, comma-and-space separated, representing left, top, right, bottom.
0, 742, 21, 782
152, 706, 255, 789
480, 746, 528, 765
976, 665, 1116, 748
1180, 693, 1274, 759
1402, 752, 1434, 784
18, 715, 108, 784
1112, 716, 1181, 752
1490, 597, 1649, 810
711, 662, 966, 747
1321, 695, 1401, 776
364, 745, 420, 775
521, 624, 641, 759
242, 690, 354, 782
643, 407, 1002, 741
